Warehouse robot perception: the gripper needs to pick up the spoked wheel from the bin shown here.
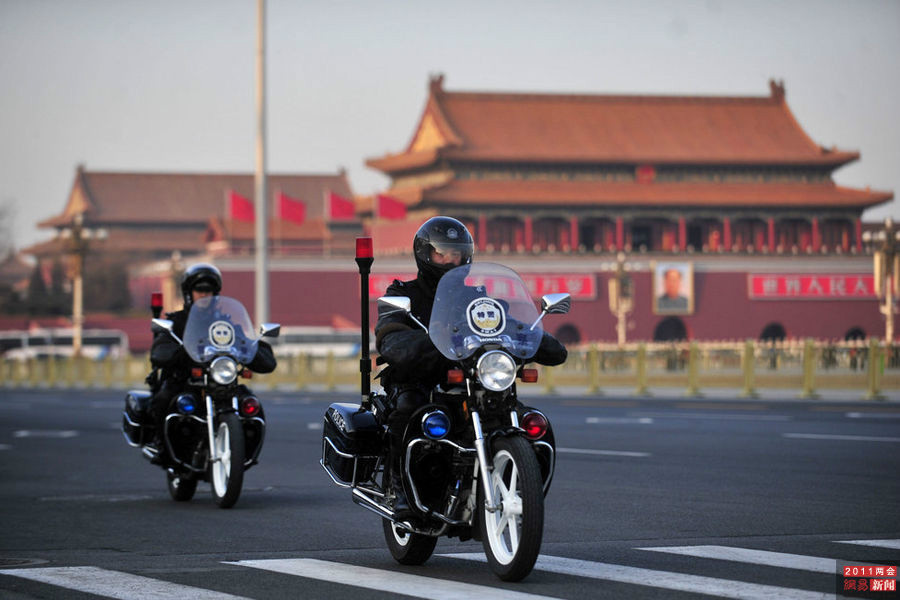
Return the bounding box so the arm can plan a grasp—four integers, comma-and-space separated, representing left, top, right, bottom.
477, 435, 544, 581
209, 413, 245, 508
382, 518, 437, 565
166, 470, 197, 502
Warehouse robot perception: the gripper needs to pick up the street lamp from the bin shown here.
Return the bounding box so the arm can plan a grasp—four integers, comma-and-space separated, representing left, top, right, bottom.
862, 217, 900, 343
608, 252, 633, 345
57, 212, 107, 356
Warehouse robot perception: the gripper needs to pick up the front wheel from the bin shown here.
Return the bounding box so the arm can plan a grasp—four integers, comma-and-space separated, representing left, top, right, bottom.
477, 435, 544, 581
382, 518, 437, 565
209, 413, 245, 508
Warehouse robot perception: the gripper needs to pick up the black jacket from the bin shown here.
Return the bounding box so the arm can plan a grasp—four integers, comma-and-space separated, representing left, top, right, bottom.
150, 307, 277, 383
375, 274, 567, 387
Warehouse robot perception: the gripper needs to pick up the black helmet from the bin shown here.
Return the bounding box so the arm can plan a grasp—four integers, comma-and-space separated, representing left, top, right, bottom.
180, 263, 222, 306
413, 216, 474, 288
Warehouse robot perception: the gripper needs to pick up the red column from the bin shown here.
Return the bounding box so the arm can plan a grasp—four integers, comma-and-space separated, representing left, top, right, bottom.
478, 214, 487, 252
767, 217, 775, 252
855, 218, 863, 253
524, 216, 533, 252
569, 217, 579, 250
615, 217, 624, 251
723, 217, 732, 251
678, 216, 686, 251
811, 217, 820, 252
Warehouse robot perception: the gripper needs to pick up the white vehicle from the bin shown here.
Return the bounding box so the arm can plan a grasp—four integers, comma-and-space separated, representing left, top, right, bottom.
268, 326, 364, 358
0, 328, 128, 361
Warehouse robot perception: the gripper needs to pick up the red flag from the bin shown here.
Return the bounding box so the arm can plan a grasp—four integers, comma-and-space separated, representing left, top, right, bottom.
376, 194, 407, 220
229, 190, 255, 222
328, 192, 355, 220
277, 192, 306, 225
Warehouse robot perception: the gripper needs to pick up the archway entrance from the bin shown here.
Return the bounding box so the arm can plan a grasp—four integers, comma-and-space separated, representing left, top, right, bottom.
653, 317, 687, 342
760, 323, 787, 341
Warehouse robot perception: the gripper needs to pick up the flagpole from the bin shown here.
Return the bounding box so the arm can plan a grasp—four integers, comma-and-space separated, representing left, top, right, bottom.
254, 0, 269, 325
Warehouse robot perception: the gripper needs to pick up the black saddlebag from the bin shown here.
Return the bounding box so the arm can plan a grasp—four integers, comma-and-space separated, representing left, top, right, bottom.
321, 403, 382, 486
122, 390, 152, 446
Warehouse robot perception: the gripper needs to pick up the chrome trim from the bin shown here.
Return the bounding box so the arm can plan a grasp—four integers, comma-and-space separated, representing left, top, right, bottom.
163, 413, 208, 473
471, 411, 499, 512
534, 440, 556, 494
320, 435, 379, 488
241, 415, 266, 468
121, 411, 142, 447
509, 410, 519, 428
205, 395, 218, 463
401, 437, 474, 526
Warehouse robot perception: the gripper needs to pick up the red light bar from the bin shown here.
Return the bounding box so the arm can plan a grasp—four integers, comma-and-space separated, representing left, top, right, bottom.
151, 292, 163, 308
447, 369, 464, 384
356, 237, 373, 259
521, 368, 539, 383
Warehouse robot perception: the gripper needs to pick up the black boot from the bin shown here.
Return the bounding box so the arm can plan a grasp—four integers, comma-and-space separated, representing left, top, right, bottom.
386, 425, 412, 519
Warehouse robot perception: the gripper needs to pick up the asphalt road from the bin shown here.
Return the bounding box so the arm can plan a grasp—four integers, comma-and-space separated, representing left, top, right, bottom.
1, 388, 898, 599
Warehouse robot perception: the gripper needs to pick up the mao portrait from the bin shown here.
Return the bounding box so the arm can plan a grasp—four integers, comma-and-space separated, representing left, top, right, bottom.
652, 262, 693, 315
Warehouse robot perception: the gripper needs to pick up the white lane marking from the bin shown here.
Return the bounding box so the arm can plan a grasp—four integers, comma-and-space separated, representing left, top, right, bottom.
632, 412, 791, 421
784, 433, 900, 442
228, 558, 560, 600
586, 417, 653, 424
13, 430, 78, 438
836, 539, 900, 550
307, 422, 321, 430
846, 412, 900, 419
439, 553, 829, 600
0, 566, 251, 600
557, 447, 651, 458
638, 545, 872, 574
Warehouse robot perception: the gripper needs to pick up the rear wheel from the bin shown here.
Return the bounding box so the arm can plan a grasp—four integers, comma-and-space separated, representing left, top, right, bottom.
209, 413, 245, 508
477, 435, 544, 581
382, 519, 437, 565
166, 470, 197, 502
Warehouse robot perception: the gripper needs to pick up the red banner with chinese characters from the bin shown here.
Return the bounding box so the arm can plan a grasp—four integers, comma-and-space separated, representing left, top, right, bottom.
369, 273, 596, 300
748, 274, 876, 300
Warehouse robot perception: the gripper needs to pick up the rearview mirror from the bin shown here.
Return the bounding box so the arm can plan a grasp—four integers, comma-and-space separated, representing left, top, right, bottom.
541, 293, 571, 315
378, 296, 412, 314
260, 323, 281, 338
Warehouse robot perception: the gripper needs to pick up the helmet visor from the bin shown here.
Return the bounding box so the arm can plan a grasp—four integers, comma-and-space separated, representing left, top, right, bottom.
427, 241, 472, 269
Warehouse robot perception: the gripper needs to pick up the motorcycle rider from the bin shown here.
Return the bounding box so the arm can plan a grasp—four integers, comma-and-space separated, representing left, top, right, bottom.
147, 263, 276, 457
375, 216, 567, 517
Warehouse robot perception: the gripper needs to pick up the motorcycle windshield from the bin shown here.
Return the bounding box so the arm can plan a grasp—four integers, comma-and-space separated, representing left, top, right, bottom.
430, 262, 543, 361
182, 295, 260, 364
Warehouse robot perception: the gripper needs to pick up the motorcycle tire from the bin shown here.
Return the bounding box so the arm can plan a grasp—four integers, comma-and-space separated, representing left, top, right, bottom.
166, 470, 197, 502
382, 518, 437, 565
477, 435, 544, 582
209, 413, 245, 509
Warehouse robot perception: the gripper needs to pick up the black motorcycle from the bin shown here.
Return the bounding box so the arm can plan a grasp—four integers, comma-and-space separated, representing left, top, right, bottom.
122, 295, 279, 508
321, 261, 569, 581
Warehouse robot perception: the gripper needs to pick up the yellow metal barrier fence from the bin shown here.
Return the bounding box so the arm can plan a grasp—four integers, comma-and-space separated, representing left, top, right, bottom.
1, 340, 897, 399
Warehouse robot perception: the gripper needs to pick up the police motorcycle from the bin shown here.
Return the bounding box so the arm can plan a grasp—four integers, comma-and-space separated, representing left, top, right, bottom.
122, 295, 279, 508
321, 246, 569, 581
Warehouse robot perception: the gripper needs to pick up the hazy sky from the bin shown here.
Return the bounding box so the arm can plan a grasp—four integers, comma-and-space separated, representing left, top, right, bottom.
1, 0, 898, 251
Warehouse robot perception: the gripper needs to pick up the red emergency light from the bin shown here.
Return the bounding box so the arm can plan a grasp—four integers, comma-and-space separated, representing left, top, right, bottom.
356, 237, 373, 259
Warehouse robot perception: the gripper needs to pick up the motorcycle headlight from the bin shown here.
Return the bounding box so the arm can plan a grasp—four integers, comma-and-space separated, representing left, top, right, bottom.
210, 356, 238, 385
476, 350, 517, 392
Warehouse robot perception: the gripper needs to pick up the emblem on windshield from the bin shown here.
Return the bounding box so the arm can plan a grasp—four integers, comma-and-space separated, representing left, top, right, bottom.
466, 298, 505, 336
209, 320, 235, 349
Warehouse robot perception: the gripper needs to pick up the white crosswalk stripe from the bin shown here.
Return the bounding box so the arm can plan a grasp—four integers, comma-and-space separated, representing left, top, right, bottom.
638, 545, 872, 574
226, 558, 560, 599
439, 553, 831, 600
0, 566, 251, 600
835, 539, 900, 550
